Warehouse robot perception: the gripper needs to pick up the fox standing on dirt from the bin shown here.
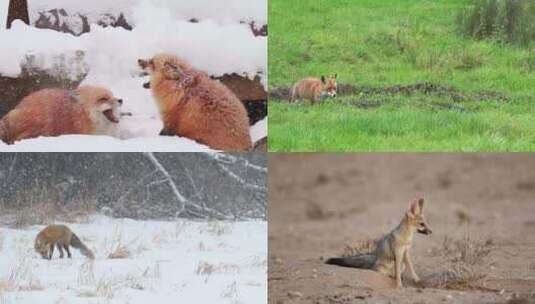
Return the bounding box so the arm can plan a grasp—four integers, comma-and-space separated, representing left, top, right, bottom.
138, 53, 252, 151
326, 198, 432, 288
0, 86, 123, 144
289, 74, 337, 104
34, 224, 94, 260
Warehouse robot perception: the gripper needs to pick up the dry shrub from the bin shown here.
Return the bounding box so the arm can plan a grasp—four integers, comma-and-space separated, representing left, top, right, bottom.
341, 239, 377, 257
95, 277, 114, 299
77, 260, 96, 285
425, 234, 493, 290
6, 256, 43, 291
205, 221, 232, 236
107, 244, 131, 259
196, 262, 216, 276
221, 281, 238, 298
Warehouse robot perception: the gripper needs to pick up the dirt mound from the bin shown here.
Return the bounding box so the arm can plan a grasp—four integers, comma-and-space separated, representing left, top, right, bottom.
269, 82, 508, 103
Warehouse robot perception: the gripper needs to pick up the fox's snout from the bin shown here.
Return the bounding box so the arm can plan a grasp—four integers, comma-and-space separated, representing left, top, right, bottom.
417, 222, 432, 235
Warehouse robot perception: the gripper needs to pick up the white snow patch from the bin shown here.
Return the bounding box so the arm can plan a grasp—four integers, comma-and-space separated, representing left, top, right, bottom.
0, 216, 267, 303
0, 1, 7, 30
27, 0, 267, 26
0, 117, 266, 152
251, 117, 267, 143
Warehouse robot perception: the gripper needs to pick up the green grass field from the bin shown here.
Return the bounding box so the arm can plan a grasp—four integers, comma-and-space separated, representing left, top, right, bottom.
268, 0, 535, 151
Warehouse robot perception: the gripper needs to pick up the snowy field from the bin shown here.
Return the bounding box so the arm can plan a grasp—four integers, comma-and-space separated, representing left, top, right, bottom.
0, 216, 267, 303
0, 0, 267, 151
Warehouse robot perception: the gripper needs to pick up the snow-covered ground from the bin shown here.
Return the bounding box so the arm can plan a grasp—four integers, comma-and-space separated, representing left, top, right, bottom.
0, 0, 267, 151
0, 216, 267, 303
0, 118, 266, 152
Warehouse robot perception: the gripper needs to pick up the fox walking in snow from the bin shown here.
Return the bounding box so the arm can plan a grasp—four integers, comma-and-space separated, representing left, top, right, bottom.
289, 74, 338, 104
34, 224, 94, 260
326, 198, 432, 288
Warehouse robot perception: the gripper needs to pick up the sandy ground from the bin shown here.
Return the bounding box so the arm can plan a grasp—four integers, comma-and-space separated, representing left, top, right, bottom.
268, 154, 535, 304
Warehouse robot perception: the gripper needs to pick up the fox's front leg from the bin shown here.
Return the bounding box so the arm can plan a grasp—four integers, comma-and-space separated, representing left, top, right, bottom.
404, 249, 420, 283
394, 248, 404, 288
48, 243, 55, 260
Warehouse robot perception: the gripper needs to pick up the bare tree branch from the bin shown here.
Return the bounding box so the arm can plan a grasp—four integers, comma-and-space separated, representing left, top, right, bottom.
144, 152, 187, 214
208, 153, 267, 172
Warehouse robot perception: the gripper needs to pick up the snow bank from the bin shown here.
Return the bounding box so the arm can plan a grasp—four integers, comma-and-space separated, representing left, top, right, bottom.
0, 118, 266, 152
251, 117, 267, 143
28, 0, 267, 26
0, 0, 267, 150
0, 216, 267, 303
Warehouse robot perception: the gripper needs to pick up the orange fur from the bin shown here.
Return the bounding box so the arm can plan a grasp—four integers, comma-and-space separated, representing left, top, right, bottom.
289, 75, 337, 104
139, 54, 252, 151
0, 86, 122, 144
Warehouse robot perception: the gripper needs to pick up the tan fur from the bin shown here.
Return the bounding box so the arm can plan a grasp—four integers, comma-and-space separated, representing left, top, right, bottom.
289, 75, 337, 104
34, 224, 94, 260
326, 198, 432, 288
0, 86, 122, 144
138, 54, 252, 151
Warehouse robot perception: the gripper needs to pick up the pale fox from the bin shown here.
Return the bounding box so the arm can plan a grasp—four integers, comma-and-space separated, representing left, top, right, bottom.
34, 224, 94, 260
326, 198, 432, 288
289, 74, 337, 104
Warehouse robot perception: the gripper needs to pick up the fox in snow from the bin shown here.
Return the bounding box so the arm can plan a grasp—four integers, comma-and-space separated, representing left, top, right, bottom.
0, 86, 123, 144
326, 198, 432, 288
34, 224, 94, 260
289, 74, 338, 104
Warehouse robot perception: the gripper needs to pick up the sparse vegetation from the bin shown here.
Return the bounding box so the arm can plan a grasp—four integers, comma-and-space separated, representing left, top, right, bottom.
425, 234, 493, 290
457, 0, 535, 47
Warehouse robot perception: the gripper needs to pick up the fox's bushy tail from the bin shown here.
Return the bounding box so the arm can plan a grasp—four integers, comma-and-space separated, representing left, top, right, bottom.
325, 254, 376, 269
70, 233, 95, 259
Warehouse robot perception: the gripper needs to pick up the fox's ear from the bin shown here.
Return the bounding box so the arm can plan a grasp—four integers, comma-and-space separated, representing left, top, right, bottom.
405, 211, 415, 220
417, 198, 424, 212
333, 73, 338, 79
164, 62, 183, 80
321, 76, 326, 83
409, 199, 421, 215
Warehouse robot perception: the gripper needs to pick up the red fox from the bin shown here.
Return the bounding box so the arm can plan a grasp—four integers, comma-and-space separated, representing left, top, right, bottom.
0, 86, 123, 144
138, 54, 252, 151
289, 75, 337, 104
34, 224, 94, 260
326, 198, 432, 288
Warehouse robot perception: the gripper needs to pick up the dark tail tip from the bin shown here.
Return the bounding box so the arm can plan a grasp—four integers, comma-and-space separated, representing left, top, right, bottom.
325, 257, 342, 265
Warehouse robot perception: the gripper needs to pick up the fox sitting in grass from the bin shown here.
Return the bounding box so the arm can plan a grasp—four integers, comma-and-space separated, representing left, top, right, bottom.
326, 198, 432, 288
289, 74, 337, 104
34, 224, 94, 260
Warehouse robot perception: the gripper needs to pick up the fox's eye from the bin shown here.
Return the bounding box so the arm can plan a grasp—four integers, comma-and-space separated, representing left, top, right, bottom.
420, 223, 425, 227
99, 97, 109, 102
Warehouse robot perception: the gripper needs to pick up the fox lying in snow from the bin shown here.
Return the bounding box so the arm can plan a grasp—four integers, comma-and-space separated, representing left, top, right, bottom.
34, 224, 94, 260
326, 198, 432, 288
138, 53, 252, 151
0, 86, 123, 144
289, 74, 337, 104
